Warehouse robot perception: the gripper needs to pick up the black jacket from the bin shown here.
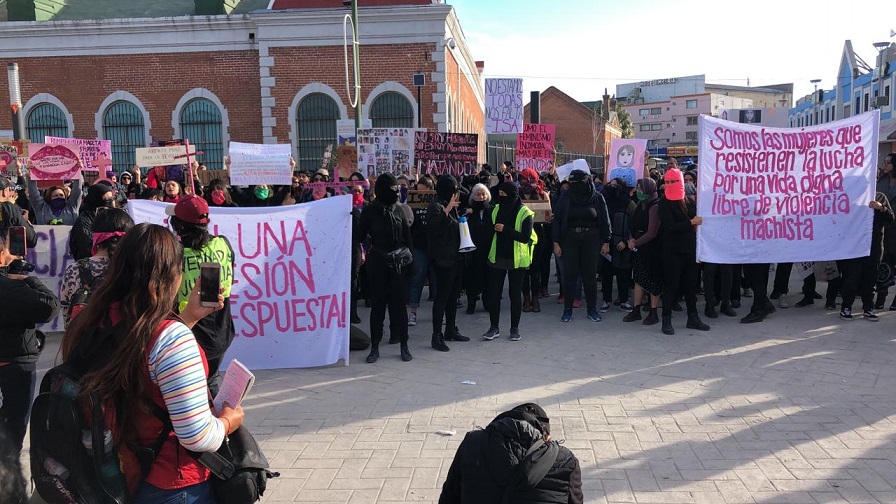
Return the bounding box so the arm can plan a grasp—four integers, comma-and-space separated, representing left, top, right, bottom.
658, 197, 696, 256
439, 417, 583, 504
427, 200, 461, 267
0, 275, 60, 363
359, 200, 413, 260
0, 201, 37, 248
550, 191, 611, 245
69, 209, 97, 261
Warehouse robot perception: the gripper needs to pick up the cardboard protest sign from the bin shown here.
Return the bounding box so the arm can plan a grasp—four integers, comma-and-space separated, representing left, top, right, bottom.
413, 132, 478, 177
45, 137, 112, 173
697, 111, 878, 263
135, 145, 196, 167
229, 142, 292, 186
129, 197, 352, 370
406, 190, 436, 209
522, 198, 552, 223
515, 123, 556, 173
607, 138, 648, 187
485, 78, 524, 134
28, 143, 81, 181
357, 128, 416, 179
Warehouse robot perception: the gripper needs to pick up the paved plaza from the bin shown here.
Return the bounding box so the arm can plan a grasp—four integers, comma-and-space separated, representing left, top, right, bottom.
27, 279, 896, 504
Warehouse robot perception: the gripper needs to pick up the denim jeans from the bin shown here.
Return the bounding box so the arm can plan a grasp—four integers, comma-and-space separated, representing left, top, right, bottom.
407, 247, 434, 308
134, 480, 215, 504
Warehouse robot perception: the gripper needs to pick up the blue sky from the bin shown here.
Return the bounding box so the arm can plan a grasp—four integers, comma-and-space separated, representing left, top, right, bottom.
447, 0, 895, 103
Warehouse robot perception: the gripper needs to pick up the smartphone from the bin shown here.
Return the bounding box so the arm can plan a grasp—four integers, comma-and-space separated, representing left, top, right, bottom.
8, 226, 26, 257
199, 262, 221, 307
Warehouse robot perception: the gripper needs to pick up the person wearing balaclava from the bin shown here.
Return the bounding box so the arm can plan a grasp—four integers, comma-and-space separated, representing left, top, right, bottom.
358, 173, 414, 363
69, 181, 116, 261
427, 175, 470, 352
658, 167, 709, 335
624, 178, 664, 325
481, 181, 536, 341
551, 169, 611, 323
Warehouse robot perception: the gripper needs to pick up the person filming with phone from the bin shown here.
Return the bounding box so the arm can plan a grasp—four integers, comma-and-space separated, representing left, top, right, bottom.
166, 196, 235, 382
0, 226, 60, 452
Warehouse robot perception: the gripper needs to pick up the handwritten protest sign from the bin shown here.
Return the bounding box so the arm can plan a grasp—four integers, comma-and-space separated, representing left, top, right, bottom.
413, 132, 478, 177
28, 143, 81, 180
515, 123, 555, 173
357, 128, 416, 179
485, 78, 524, 134
229, 141, 292, 186
406, 190, 436, 209
135, 145, 197, 167
0, 139, 28, 175
129, 197, 352, 369
45, 137, 112, 173
606, 138, 648, 187
696, 111, 878, 263
555, 159, 590, 182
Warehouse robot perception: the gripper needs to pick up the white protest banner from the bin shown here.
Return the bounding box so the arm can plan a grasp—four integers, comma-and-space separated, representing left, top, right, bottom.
129, 197, 352, 370
28, 225, 73, 332
356, 128, 416, 179
485, 78, 523, 134
46, 137, 112, 172
555, 159, 590, 182
607, 138, 648, 187
28, 143, 81, 180
135, 145, 196, 167
697, 111, 879, 263
229, 141, 293, 186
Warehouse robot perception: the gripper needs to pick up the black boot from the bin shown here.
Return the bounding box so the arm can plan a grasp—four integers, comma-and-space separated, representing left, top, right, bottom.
366, 344, 380, 363
643, 308, 659, 325
431, 332, 450, 352
400, 343, 413, 362
686, 312, 710, 331
623, 306, 642, 322
466, 297, 476, 315
445, 327, 470, 342
388, 334, 400, 344
720, 301, 737, 317
661, 315, 674, 335
704, 302, 718, 319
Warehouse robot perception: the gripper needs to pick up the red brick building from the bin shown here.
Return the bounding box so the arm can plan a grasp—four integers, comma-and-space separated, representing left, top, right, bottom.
0, 0, 485, 172
524, 86, 621, 158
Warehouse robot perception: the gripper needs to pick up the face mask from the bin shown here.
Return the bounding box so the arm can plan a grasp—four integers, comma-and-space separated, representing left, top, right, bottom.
102, 198, 115, 208
254, 187, 270, 200
471, 200, 485, 210
636, 191, 649, 201
49, 197, 67, 212
499, 195, 516, 207
352, 193, 365, 207
379, 186, 399, 206
211, 189, 226, 206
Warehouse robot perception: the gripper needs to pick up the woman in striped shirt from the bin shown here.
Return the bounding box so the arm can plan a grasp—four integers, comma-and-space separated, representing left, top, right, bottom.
61, 223, 244, 503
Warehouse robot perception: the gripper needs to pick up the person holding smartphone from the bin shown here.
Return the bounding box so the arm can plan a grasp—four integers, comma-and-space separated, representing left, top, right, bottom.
167, 196, 235, 380
0, 175, 36, 249
0, 227, 60, 452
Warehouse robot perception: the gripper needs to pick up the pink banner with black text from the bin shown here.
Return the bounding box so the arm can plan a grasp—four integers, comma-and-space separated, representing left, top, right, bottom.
696, 111, 879, 263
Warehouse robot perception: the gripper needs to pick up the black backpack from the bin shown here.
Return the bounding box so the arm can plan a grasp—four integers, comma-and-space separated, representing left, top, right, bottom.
30, 321, 171, 504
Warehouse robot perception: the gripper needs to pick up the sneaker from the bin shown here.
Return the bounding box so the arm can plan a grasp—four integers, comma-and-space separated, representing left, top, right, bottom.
778, 295, 789, 309
557, 295, 564, 304
743, 288, 753, 298
509, 328, 521, 341
863, 310, 879, 322
561, 309, 573, 323
599, 302, 610, 312
840, 308, 854, 320
825, 301, 837, 310
587, 308, 602, 322
482, 326, 500, 340
620, 301, 634, 311
572, 300, 582, 309
795, 297, 814, 308
407, 312, 417, 326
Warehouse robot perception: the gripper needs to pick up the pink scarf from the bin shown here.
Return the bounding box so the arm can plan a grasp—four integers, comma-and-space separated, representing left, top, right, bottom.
92, 231, 127, 255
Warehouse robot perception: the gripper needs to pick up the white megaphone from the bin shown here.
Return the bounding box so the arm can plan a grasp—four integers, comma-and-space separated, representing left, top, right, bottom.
458, 216, 476, 252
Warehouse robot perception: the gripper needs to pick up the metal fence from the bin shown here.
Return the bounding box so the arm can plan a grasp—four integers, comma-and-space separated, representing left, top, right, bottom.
180, 98, 224, 170
369, 92, 414, 128
102, 101, 145, 174
296, 93, 339, 172
26, 103, 69, 143
486, 143, 605, 174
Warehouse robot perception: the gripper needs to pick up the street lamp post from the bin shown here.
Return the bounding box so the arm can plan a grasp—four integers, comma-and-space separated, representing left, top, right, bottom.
873, 42, 890, 109
7, 63, 25, 141
810, 79, 821, 125
652, 125, 673, 157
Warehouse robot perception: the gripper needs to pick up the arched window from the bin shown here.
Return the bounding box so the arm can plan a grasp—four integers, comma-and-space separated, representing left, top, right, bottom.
370, 91, 414, 128
296, 93, 339, 172
180, 98, 224, 170
26, 103, 68, 143
102, 101, 145, 173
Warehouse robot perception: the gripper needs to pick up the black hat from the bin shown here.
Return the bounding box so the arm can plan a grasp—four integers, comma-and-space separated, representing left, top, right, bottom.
499, 181, 519, 200
492, 403, 551, 436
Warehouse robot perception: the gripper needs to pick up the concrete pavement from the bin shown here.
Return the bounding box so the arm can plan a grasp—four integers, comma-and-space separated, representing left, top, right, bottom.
26, 279, 896, 503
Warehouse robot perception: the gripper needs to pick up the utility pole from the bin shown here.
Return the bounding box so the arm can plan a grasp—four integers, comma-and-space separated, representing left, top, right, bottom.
7, 63, 25, 141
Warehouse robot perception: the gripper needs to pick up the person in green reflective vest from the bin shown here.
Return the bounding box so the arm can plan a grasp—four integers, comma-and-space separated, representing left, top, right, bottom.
482, 182, 537, 342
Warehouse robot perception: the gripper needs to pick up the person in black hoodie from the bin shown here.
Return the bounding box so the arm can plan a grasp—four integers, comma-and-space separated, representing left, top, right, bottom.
69, 182, 116, 261
439, 403, 584, 504
463, 183, 493, 314
358, 174, 414, 363
658, 168, 709, 335
427, 175, 470, 352
551, 169, 612, 323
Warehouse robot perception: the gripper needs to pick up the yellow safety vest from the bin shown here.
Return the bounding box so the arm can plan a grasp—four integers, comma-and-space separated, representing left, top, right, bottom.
488, 204, 537, 269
